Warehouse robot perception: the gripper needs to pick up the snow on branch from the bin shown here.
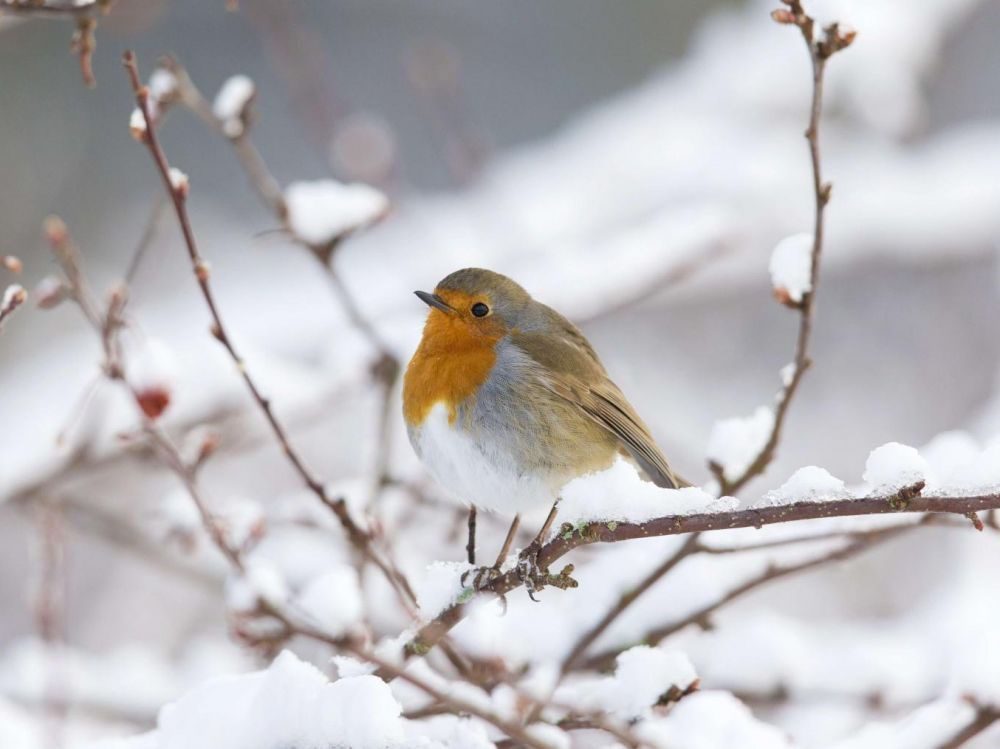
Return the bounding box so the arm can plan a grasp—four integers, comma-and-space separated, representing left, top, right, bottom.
707, 1, 856, 497
122, 50, 416, 613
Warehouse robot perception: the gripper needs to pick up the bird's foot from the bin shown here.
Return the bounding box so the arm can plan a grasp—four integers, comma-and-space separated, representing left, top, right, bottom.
516, 542, 579, 601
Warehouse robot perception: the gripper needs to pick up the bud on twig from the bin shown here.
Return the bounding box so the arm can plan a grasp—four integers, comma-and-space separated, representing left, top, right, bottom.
2, 256, 22, 274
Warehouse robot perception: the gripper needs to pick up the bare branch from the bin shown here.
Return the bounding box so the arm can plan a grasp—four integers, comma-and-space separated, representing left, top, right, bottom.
402, 482, 1000, 666
580, 522, 916, 672
940, 703, 1000, 749
121, 50, 418, 614
709, 2, 856, 497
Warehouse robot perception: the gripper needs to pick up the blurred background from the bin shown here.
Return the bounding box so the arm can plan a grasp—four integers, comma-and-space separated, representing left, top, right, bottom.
1, 0, 1000, 746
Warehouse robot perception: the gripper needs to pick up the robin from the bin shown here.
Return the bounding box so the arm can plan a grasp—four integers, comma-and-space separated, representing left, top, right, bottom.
403, 268, 682, 593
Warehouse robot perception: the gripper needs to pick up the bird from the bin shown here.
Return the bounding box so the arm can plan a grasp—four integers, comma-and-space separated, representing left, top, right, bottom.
402, 268, 682, 591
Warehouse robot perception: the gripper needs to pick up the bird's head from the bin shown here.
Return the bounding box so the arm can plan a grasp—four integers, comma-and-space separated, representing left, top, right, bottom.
414, 268, 534, 347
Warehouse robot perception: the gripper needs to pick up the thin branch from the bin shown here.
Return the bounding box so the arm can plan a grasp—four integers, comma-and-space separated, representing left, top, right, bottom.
163, 58, 402, 494
0, 284, 27, 332
709, 4, 856, 497
560, 534, 700, 673
1, 1, 115, 87
940, 704, 1000, 749
401, 482, 1000, 667
580, 522, 916, 672
121, 51, 420, 609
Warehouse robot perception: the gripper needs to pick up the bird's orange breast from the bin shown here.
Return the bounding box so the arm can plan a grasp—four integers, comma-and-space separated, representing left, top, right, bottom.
403, 302, 504, 426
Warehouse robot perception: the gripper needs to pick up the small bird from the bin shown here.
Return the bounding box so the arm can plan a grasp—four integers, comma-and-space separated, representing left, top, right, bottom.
403, 268, 681, 589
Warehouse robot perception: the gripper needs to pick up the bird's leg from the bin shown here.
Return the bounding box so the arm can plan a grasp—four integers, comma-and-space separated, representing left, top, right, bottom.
462, 514, 521, 591
518, 498, 561, 600
466, 505, 477, 565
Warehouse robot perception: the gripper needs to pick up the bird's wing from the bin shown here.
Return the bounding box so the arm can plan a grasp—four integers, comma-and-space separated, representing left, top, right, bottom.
511, 323, 681, 489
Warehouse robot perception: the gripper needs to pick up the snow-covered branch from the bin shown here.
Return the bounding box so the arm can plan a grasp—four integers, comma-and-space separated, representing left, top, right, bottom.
708, 1, 855, 497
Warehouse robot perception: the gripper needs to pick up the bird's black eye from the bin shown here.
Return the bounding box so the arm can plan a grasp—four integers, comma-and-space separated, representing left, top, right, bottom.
471, 302, 490, 318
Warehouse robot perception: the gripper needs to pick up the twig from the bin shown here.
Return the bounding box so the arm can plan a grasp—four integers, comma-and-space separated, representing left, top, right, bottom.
0, 284, 27, 331
123, 195, 169, 284
1, 1, 115, 87
401, 482, 1000, 666
162, 58, 402, 495
560, 534, 700, 673
32, 500, 67, 749
579, 523, 915, 672
940, 704, 1000, 749
709, 2, 856, 496
122, 51, 419, 614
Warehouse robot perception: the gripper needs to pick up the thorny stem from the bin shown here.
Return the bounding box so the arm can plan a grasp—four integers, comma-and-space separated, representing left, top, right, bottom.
709, 3, 854, 497
122, 51, 417, 614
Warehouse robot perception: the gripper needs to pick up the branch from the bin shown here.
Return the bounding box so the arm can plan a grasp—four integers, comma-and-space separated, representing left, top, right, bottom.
162, 57, 402, 496
402, 483, 1000, 666
709, 2, 856, 496
560, 534, 700, 673
579, 522, 916, 672
122, 50, 417, 613
941, 704, 1000, 749
1, 1, 115, 87
0, 284, 27, 332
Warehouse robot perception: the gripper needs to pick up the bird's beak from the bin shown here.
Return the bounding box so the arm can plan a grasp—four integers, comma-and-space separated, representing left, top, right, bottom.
414, 290, 454, 314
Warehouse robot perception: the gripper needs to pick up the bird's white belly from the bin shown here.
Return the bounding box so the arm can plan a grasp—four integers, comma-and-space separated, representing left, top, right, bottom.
414, 403, 555, 515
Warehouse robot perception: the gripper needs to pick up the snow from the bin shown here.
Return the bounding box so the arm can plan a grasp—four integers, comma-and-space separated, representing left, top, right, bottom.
284, 179, 389, 247
167, 167, 189, 195
862, 442, 927, 491
213, 75, 255, 138
109, 651, 408, 749
634, 691, 794, 749
415, 560, 475, 618
296, 565, 363, 637
706, 406, 775, 483
830, 698, 974, 749
149, 69, 177, 102
556, 457, 737, 532
125, 338, 178, 396
758, 466, 851, 506
768, 233, 813, 303
128, 108, 147, 139
557, 646, 697, 719
225, 559, 288, 613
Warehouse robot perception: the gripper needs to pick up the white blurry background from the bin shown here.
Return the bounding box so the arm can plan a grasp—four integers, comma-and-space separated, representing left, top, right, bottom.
1, 0, 1000, 747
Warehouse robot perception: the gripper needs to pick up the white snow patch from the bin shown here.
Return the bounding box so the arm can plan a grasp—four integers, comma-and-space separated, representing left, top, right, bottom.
415, 561, 475, 618
148, 69, 177, 101
768, 233, 814, 303
285, 179, 389, 246
117, 651, 406, 749
863, 442, 927, 491
706, 406, 775, 483
830, 698, 975, 749
167, 167, 189, 194
556, 646, 697, 719
557, 457, 735, 531
213, 75, 255, 137
296, 565, 363, 637
225, 559, 288, 613
635, 690, 793, 748
758, 466, 851, 506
